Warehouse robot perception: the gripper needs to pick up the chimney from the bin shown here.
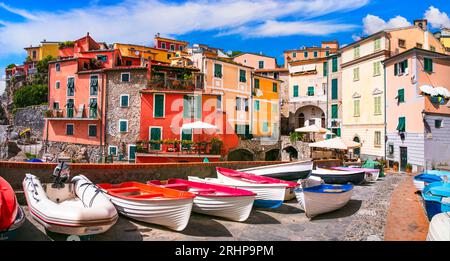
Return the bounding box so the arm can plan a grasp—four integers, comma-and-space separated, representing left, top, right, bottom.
87, 32, 90, 37
414, 19, 428, 31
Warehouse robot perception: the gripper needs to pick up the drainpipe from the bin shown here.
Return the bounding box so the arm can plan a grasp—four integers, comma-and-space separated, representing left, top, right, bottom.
383, 61, 387, 162
250, 71, 254, 137
100, 71, 106, 162
326, 57, 330, 132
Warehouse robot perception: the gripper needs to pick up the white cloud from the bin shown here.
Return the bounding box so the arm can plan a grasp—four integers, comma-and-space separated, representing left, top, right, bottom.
425, 6, 450, 29
362, 14, 411, 35
0, 79, 5, 96
0, 0, 368, 57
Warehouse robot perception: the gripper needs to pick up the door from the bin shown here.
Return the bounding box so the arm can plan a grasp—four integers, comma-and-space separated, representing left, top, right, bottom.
400, 147, 408, 172
128, 145, 136, 163
150, 127, 162, 150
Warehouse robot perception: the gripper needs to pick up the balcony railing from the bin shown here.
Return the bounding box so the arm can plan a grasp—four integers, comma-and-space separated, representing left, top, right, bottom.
44, 109, 99, 120
148, 77, 203, 91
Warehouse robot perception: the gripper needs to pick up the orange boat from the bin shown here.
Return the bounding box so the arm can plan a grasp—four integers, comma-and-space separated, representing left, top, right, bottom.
98, 182, 195, 231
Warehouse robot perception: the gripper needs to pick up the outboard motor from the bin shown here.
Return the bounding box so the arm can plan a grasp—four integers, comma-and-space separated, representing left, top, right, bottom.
52, 162, 71, 188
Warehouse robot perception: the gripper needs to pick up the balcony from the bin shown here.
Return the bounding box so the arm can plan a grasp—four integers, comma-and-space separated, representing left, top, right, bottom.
148, 77, 203, 91
44, 109, 99, 121
135, 138, 223, 156
290, 94, 327, 104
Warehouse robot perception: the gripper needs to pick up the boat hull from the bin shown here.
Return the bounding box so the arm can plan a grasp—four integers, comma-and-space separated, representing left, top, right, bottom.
311, 169, 365, 185
427, 212, 450, 241
192, 195, 255, 221
295, 185, 353, 218
23, 174, 118, 236
238, 161, 313, 181
422, 182, 450, 220
413, 174, 442, 192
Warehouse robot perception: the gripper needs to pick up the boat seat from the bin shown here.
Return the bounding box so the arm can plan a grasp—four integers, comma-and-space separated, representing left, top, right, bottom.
108, 187, 140, 194
227, 173, 241, 177
128, 193, 164, 199
163, 184, 189, 191
191, 188, 216, 194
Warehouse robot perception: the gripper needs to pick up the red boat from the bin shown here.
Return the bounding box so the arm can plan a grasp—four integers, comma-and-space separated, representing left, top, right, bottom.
1, 176, 25, 235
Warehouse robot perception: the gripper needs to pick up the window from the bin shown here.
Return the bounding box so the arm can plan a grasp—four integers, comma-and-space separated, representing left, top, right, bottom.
293, 85, 299, 97
55, 63, 60, 72
398, 39, 406, 48
424, 58, 433, 72
214, 64, 222, 78
150, 127, 162, 150
430, 45, 436, 52
374, 38, 381, 51
167, 54, 171, 60
183, 95, 201, 119
179, 46, 184, 51
108, 146, 118, 156
304, 52, 308, 58
88, 125, 97, 137
395, 60, 408, 75
274, 72, 279, 79
121, 72, 130, 82
388, 144, 394, 155
416, 43, 423, 49
66, 99, 74, 118
89, 98, 98, 118
273, 82, 278, 93
331, 79, 338, 100
331, 104, 338, 119
170, 44, 175, 51
66, 124, 74, 135
323, 61, 328, 76
397, 117, 406, 132
53, 102, 59, 110
254, 78, 260, 89
235, 97, 248, 112
255, 100, 260, 111
55, 81, 60, 89
373, 62, 381, 76
154, 94, 165, 118
435, 119, 443, 128
397, 89, 405, 103
354, 100, 360, 117
161, 42, 166, 49
374, 131, 381, 147
353, 67, 360, 81
97, 55, 107, 62
120, 94, 129, 107
90, 75, 98, 95
374, 96, 382, 115
307, 86, 314, 96
293, 52, 297, 58
326, 51, 330, 56
119, 120, 128, 133
67, 77, 75, 96
354, 46, 360, 58
272, 103, 278, 113
258, 61, 264, 69
332, 57, 338, 72
126, 60, 132, 66
314, 51, 318, 58
217, 95, 222, 110
239, 69, 246, 83
263, 121, 269, 132
32, 50, 36, 59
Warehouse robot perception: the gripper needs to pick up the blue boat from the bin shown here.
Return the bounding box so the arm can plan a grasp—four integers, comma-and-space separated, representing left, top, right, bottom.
413, 174, 443, 192
422, 181, 450, 220
424, 170, 450, 178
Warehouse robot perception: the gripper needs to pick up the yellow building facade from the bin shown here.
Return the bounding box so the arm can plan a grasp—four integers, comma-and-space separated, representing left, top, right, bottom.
113, 43, 176, 64
252, 75, 281, 138
24, 41, 60, 61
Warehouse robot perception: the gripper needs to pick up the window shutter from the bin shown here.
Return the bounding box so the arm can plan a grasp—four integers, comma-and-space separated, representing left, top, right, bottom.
273, 83, 277, 92
293, 85, 299, 97
398, 89, 405, 103
196, 95, 202, 119
183, 95, 190, 118
332, 57, 338, 72
255, 100, 260, 111
332, 105, 338, 119
244, 98, 249, 112
154, 94, 164, 117
323, 62, 328, 76
394, 63, 398, 76
331, 79, 338, 100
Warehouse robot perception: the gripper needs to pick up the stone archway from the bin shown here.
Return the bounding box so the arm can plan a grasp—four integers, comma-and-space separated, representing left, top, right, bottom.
283, 146, 298, 161
265, 149, 280, 161
294, 105, 325, 128
227, 148, 255, 161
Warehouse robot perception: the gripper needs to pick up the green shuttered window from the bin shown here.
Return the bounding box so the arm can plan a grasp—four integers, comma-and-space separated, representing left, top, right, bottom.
331, 79, 338, 100
293, 85, 299, 97
150, 128, 162, 150
307, 86, 314, 96
397, 117, 406, 132
424, 58, 433, 72
214, 64, 222, 78
255, 100, 260, 111
331, 105, 338, 119
397, 89, 405, 103
273, 82, 277, 92
119, 120, 128, 133
332, 57, 338, 72
154, 94, 165, 118
254, 79, 260, 89
239, 69, 246, 83
323, 62, 328, 76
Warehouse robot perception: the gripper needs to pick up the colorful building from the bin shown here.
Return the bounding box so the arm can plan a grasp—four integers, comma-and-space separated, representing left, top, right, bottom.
233, 52, 277, 71
113, 43, 180, 65
340, 21, 446, 160
435, 28, 450, 53
326, 53, 342, 137
154, 34, 189, 53
283, 41, 339, 67
384, 48, 450, 172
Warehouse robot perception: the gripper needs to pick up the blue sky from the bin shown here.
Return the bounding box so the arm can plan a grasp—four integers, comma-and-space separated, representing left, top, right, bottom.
1, 0, 449, 79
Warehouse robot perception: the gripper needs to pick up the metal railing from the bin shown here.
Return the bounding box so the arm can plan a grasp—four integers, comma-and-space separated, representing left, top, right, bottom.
148, 77, 203, 91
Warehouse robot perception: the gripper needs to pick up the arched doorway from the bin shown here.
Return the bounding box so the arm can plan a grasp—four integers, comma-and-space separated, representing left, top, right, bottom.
265, 149, 280, 161
295, 106, 325, 128
228, 149, 255, 161
283, 146, 298, 161
353, 136, 361, 157
298, 113, 305, 128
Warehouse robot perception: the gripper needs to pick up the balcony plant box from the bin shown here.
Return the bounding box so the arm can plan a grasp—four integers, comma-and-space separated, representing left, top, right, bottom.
406, 163, 412, 173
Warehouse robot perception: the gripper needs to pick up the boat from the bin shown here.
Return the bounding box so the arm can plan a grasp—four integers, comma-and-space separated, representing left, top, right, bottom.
311, 168, 366, 185
238, 160, 313, 181
427, 212, 450, 241
413, 174, 443, 192
424, 170, 450, 177
22, 164, 118, 236
295, 183, 354, 218
331, 166, 380, 183
217, 167, 299, 201
147, 179, 255, 222
98, 182, 195, 231
422, 181, 450, 220
1, 176, 26, 238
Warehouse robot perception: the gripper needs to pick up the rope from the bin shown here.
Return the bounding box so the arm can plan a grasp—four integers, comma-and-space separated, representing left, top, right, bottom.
76, 179, 104, 208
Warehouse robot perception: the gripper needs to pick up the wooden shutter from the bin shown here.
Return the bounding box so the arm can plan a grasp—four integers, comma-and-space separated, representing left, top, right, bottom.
331, 79, 338, 100
154, 94, 164, 117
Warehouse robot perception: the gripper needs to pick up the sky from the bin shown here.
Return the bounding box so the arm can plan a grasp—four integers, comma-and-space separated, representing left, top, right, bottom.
0, 0, 450, 87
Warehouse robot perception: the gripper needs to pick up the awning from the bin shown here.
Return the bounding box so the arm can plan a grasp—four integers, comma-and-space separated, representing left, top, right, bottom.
420, 85, 450, 98
181, 121, 218, 130
309, 137, 361, 150
295, 125, 329, 134
434, 87, 450, 98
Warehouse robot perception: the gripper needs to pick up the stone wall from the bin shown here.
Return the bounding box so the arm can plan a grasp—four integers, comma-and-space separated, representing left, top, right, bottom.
105, 69, 147, 158
44, 141, 102, 163
0, 160, 282, 190
227, 139, 281, 161
280, 135, 311, 161
12, 105, 47, 139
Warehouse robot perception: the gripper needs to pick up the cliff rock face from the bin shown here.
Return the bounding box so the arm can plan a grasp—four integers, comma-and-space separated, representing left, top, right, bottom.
12, 105, 47, 140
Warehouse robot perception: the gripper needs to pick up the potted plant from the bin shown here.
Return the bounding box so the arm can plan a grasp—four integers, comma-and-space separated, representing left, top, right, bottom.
406, 163, 413, 173
210, 137, 223, 155
44, 109, 53, 118
393, 161, 399, 172
181, 140, 194, 153
149, 140, 162, 151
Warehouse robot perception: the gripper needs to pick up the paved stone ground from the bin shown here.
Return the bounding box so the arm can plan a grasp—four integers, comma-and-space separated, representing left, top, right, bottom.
8, 172, 409, 241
